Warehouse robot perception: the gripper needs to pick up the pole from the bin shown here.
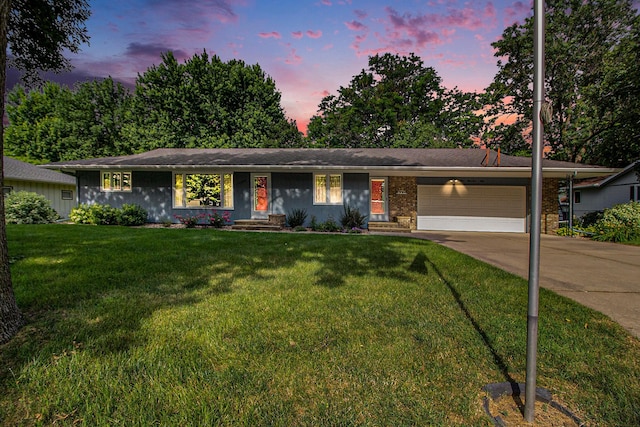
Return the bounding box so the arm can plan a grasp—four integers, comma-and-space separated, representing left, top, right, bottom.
525, 0, 545, 423
568, 175, 574, 232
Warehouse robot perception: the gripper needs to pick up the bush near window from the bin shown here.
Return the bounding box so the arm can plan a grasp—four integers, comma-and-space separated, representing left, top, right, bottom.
340, 204, 367, 230
70, 204, 147, 226
592, 201, 640, 243
4, 191, 59, 224
286, 208, 307, 228
117, 204, 148, 226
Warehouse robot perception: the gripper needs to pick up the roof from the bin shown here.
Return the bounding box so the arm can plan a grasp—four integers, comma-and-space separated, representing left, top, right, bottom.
4, 157, 76, 185
43, 148, 616, 179
574, 160, 639, 189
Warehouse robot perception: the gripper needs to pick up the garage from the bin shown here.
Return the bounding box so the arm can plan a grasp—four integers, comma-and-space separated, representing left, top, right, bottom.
417, 184, 527, 232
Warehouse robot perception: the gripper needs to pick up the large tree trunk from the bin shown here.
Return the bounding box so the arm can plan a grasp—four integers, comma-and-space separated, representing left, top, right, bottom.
0, 0, 23, 344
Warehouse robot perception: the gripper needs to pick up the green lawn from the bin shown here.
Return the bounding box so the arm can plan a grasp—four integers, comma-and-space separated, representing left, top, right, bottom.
1, 225, 639, 426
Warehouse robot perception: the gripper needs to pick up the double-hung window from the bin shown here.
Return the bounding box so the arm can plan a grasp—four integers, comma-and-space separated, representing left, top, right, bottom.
314, 173, 342, 205
174, 173, 233, 208
101, 171, 132, 192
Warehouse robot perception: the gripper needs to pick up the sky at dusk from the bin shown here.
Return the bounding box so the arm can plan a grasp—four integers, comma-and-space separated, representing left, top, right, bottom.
18, 0, 538, 133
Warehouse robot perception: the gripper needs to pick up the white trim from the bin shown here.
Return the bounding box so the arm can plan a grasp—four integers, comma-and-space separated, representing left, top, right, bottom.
172, 172, 234, 209
251, 173, 271, 219
369, 177, 388, 221
100, 171, 132, 192
313, 172, 343, 205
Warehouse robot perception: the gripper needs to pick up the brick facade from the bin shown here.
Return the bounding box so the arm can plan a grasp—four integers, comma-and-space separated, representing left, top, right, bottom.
541, 178, 560, 234
388, 176, 418, 229
385, 176, 560, 234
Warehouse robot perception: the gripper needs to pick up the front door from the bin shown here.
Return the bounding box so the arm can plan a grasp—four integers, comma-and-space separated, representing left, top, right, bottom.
370, 177, 388, 221
251, 173, 270, 219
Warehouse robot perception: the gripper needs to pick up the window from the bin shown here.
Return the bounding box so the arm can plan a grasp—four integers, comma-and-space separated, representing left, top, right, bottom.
101, 171, 132, 192
174, 173, 233, 208
314, 173, 342, 204
630, 185, 640, 202
574, 191, 581, 204
2, 186, 13, 196
61, 190, 73, 200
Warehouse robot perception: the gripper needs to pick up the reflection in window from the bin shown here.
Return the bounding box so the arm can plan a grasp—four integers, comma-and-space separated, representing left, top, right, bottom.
101, 171, 132, 192
174, 173, 233, 208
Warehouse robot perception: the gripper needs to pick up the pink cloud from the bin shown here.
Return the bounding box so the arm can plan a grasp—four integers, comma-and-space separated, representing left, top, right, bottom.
354, 9, 367, 19
149, 0, 239, 25
306, 30, 323, 39
313, 90, 330, 97
322, 43, 333, 51
285, 48, 302, 65
258, 31, 281, 39
345, 20, 367, 31
320, 0, 331, 5
292, 31, 303, 39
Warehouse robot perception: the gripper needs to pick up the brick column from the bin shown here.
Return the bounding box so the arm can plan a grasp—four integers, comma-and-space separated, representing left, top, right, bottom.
541, 178, 560, 234
388, 177, 418, 229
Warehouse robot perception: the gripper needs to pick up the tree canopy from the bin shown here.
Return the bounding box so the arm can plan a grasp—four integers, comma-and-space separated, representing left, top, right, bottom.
127, 51, 302, 150
485, 0, 640, 167
307, 53, 485, 148
5, 51, 304, 162
6, 78, 132, 163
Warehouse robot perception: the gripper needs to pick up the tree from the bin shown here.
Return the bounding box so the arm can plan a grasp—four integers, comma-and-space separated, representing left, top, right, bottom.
5, 79, 135, 163
485, 0, 640, 166
0, 0, 90, 344
307, 53, 484, 148
126, 51, 302, 150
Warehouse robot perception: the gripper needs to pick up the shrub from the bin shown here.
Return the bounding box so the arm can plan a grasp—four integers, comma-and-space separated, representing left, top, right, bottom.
174, 213, 203, 228
206, 211, 231, 228
71, 203, 146, 226
340, 204, 367, 229
578, 210, 604, 227
308, 216, 343, 233
286, 208, 307, 228
5, 191, 59, 224
69, 204, 93, 224
117, 204, 147, 226
592, 202, 640, 243
90, 204, 119, 225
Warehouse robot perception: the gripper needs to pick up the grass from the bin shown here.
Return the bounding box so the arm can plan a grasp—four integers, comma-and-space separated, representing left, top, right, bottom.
1, 224, 639, 426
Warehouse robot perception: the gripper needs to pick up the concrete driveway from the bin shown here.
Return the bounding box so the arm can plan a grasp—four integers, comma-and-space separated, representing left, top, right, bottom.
412, 231, 640, 339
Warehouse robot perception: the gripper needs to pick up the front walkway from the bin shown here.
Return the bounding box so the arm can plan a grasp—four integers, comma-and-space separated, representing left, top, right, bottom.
410, 231, 640, 339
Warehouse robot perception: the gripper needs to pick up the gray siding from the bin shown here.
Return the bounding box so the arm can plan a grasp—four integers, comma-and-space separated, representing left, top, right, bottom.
575, 170, 640, 218
78, 171, 173, 222
76, 170, 371, 225
5, 180, 77, 218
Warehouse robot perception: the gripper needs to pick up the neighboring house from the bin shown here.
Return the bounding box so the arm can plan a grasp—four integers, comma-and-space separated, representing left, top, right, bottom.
43, 148, 614, 233
572, 160, 640, 219
4, 156, 77, 218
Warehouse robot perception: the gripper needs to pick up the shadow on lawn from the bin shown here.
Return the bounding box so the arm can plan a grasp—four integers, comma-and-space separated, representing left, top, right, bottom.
410, 252, 520, 392
1, 227, 413, 378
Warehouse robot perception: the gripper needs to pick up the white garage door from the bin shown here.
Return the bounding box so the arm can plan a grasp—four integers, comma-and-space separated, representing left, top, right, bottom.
417, 185, 526, 232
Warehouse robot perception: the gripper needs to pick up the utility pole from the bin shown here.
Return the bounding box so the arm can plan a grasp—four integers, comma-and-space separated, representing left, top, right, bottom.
525, 0, 545, 422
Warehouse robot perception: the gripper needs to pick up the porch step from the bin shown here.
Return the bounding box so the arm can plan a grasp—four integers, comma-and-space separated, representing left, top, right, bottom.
367, 221, 412, 233
231, 219, 283, 231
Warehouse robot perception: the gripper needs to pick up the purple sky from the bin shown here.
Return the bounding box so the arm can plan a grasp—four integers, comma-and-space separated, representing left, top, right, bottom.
16, 0, 540, 133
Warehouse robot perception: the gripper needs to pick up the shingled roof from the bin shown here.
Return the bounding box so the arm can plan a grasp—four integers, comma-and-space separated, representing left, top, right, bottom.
5, 157, 75, 185
43, 148, 615, 178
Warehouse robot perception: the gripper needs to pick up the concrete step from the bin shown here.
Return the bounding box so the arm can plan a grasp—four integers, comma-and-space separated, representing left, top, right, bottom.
367, 222, 412, 233
231, 219, 282, 231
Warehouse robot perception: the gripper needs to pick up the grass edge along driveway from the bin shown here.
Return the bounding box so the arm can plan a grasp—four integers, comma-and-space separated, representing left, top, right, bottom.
1, 225, 639, 426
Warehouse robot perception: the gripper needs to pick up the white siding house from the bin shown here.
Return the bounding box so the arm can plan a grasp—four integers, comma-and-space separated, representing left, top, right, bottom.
4, 157, 77, 218
573, 160, 640, 218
